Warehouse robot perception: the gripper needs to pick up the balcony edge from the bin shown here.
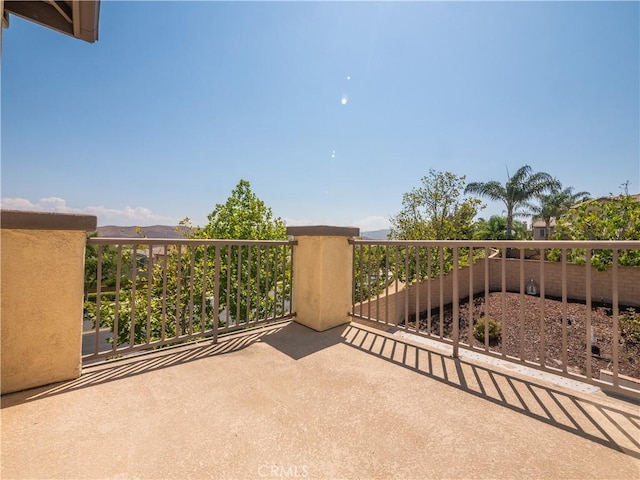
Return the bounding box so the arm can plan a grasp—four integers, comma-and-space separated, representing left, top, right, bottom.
286, 225, 360, 237
0, 210, 97, 231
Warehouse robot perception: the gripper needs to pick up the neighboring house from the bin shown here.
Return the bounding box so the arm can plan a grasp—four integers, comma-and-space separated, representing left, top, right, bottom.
573, 193, 640, 209
531, 220, 555, 240
531, 194, 640, 240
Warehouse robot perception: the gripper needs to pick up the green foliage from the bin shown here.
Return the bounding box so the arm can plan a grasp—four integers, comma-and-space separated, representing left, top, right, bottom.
85, 179, 290, 350
473, 216, 529, 240
185, 179, 289, 326
620, 308, 640, 344
389, 170, 482, 241
84, 232, 129, 293
188, 179, 286, 241
465, 165, 559, 240
353, 244, 391, 303
550, 195, 640, 270
353, 243, 486, 304
473, 317, 502, 343
529, 185, 590, 231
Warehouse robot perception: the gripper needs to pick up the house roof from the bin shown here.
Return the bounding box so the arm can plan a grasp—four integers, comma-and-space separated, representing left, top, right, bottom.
572, 193, 640, 209
3, 1, 100, 43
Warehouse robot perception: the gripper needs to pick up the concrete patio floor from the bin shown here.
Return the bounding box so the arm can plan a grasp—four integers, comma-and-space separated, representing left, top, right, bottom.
2, 321, 639, 479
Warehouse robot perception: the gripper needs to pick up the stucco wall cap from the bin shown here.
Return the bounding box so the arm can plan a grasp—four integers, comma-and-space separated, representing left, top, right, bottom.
1, 210, 97, 231
286, 225, 360, 237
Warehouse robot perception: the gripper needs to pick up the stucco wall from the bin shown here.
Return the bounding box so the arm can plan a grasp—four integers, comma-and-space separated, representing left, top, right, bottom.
1, 211, 96, 394
288, 226, 358, 331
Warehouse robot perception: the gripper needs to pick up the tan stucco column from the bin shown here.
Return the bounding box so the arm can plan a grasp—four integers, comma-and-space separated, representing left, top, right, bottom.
287, 226, 359, 331
1, 210, 97, 394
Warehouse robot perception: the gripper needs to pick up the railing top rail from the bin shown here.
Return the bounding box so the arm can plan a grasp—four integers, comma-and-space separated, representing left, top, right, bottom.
350, 239, 640, 249
87, 237, 295, 246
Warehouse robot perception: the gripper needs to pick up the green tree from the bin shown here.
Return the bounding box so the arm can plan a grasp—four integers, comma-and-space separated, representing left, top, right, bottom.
529, 185, 590, 232
190, 180, 286, 241
465, 165, 559, 240
551, 194, 640, 270
85, 179, 290, 350
390, 170, 482, 241
388, 170, 483, 283
473, 216, 528, 240
186, 179, 288, 324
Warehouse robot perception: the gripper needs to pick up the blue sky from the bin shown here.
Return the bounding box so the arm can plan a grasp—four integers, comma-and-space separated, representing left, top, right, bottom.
2, 1, 639, 230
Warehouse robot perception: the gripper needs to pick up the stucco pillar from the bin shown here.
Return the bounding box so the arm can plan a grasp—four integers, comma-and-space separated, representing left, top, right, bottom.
1, 210, 97, 394
287, 226, 359, 331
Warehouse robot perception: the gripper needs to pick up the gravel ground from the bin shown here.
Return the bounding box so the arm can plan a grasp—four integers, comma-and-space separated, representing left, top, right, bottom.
405, 293, 640, 380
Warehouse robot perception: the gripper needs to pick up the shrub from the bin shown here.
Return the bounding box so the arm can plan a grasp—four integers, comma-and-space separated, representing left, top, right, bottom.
620, 308, 640, 344
473, 317, 501, 343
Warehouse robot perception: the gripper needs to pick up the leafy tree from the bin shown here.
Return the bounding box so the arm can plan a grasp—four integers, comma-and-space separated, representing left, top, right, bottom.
388, 170, 483, 283
390, 170, 482, 241
85, 179, 290, 350
185, 179, 288, 325
473, 216, 528, 240
190, 179, 286, 241
550, 194, 640, 270
529, 185, 590, 232
465, 165, 559, 240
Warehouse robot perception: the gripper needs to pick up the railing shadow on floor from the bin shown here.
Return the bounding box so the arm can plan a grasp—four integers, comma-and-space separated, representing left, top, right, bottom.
1, 321, 295, 408
342, 322, 640, 460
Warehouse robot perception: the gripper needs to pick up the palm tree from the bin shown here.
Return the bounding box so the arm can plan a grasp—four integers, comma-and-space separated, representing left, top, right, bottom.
474, 215, 529, 240
465, 165, 559, 240
529, 186, 591, 232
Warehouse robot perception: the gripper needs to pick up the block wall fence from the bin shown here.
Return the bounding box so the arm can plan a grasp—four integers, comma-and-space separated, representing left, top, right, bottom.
356, 258, 639, 325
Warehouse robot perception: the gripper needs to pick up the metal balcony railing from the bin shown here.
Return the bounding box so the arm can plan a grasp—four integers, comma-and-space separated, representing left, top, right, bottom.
83, 238, 295, 362
350, 240, 640, 398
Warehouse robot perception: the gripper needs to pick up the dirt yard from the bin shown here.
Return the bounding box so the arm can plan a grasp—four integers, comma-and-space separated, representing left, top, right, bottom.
406, 292, 640, 380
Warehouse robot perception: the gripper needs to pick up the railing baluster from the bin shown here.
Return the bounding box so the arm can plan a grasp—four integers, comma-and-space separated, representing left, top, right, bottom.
256, 246, 262, 323
612, 248, 619, 387
469, 247, 474, 345
452, 247, 459, 358
416, 246, 421, 333
384, 246, 389, 324
146, 245, 153, 344
113, 244, 122, 352
585, 248, 592, 379
129, 244, 137, 348
404, 246, 409, 329
246, 245, 253, 323
501, 245, 506, 357
427, 247, 432, 336
214, 244, 221, 343
484, 246, 489, 351
562, 248, 568, 374
519, 247, 525, 360
94, 245, 102, 356
539, 246, 546, 367
265, 246, 271, 322
175, 245, 182, 336
200, 245, 207, 333
188, 246, 196, 336
161, 245, 168, 342
236, 244, 242, 324
439, 246, 444, 339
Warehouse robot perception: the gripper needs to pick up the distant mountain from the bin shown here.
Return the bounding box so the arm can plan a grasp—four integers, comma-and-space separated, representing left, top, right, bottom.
361, 229, 391, 240
95, 225, 192, 239
96, 225, 390, 240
